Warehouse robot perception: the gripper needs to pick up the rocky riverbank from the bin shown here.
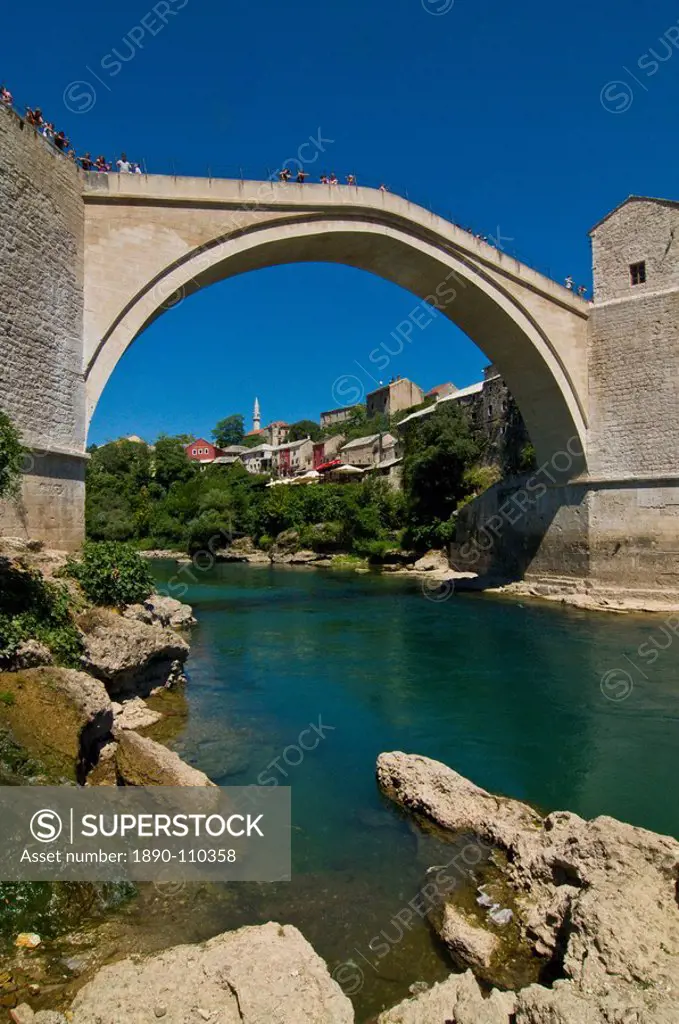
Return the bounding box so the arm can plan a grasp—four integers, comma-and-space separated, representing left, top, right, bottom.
375, 751, 679, 1023
0, 540, 207, 789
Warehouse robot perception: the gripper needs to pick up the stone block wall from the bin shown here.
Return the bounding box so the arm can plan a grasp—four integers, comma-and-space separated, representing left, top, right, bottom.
0, 107, 86, 548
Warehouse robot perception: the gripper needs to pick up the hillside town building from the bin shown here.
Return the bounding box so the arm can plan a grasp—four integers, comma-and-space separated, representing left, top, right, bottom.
320, 407, 354, 430
366, 378, 425, 418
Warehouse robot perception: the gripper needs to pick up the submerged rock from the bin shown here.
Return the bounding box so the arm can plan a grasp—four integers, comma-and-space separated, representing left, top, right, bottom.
116, 730, 214, 787
79, 610, 189, 697
377, 751, 679, 1023
112, 696, 163, 733
68, 922, 354, 1023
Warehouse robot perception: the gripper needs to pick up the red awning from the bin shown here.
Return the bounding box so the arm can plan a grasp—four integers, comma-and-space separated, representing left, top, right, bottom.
316, 459, 342, 472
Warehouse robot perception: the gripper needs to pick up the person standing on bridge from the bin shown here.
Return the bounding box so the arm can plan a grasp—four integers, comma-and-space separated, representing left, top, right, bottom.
0, 84, 13, 107
565, 275, 574, 291
346, 174, 357, 185
320, 174, 329, 184
296, 170, 309, 183
328, 172, 339, 185
95, 155, 110, 172
278, 167, 291, 182
116, 153, 132, 173
379, 183, 389, 192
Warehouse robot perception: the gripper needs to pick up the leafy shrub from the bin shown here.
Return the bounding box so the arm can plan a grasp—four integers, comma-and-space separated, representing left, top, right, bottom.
64, 542, 154, 607
0, 562, 82, 667
0, 692, 15, 708
0, 409, 24, 499
299, 521, 345, 553
352, 537, 396, 563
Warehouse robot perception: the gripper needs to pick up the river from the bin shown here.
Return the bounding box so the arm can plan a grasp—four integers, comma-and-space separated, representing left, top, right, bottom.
143, 561, 679, 1020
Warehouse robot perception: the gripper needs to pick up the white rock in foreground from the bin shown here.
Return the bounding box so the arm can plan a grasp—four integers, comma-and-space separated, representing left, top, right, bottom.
377, 752, 679, 1023
69, 922, 354, 1024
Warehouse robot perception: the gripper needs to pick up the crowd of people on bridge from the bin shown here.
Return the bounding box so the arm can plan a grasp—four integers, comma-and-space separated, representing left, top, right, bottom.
276, 167, 389, 191
1, 82, 143, 174
2, 78, 588, 294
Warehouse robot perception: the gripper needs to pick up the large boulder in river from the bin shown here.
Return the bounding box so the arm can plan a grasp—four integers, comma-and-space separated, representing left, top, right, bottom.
377, 752, 679, 1023
116, 730, 214, 787
0, 668, 112, 781
68, 922, 354, 1023
79, 609, 189, 697
123, 593, 196, 629
413, 549, 450, 573
378, 970, 515, 1023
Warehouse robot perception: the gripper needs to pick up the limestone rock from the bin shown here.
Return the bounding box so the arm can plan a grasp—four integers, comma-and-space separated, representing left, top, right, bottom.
1, 639, 53, 672
413, 550, 449, 572
34, 1014, 68, 1024
270, 529, 300, 562
433, 902, 499, 972
0, 668, 113, 781
377, 752, 679, 1023
123, 594, 196, 630
86, 741, 118, 786
79, 610, 189, 697
112, 696, 162, 732
116, 730, 214, 787
69, 922, 354, 1023
290, 550, 322, 564
378, 970, 515, 1023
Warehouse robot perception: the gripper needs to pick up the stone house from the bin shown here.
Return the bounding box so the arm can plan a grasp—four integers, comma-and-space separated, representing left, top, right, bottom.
185, 438, 228, 465
241, 444, 274, 474
339, 432, 397, 469
320, 407, 354, 430
366, 378, 425, 418
273, 437, 314, 477
313, 434, 346, 469
396, 365, 529, 468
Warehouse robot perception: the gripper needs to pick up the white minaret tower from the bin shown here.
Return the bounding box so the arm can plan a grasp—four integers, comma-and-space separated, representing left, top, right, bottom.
253, 397, 261, 432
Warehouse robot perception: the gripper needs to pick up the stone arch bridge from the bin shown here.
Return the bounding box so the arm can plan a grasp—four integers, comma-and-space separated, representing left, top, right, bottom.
1, 110, 677, 591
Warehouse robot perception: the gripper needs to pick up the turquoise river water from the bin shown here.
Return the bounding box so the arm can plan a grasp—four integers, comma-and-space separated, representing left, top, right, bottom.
149, 561, 679, 1021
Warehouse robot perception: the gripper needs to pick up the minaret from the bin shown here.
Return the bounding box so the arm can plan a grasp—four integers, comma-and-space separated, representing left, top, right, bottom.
253, 397, 261, 432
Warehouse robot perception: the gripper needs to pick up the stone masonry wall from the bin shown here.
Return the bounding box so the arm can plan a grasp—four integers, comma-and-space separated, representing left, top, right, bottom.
0, 106, 86, 548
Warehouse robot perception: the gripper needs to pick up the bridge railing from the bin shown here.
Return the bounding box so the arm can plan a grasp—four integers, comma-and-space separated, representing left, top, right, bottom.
0, 94, 570, 289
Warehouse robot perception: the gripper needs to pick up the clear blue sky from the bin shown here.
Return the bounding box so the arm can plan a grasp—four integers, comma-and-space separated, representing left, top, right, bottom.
3, 0, 677, 443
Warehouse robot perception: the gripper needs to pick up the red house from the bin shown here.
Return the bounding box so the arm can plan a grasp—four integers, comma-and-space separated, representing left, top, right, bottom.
184, 438, 227, 464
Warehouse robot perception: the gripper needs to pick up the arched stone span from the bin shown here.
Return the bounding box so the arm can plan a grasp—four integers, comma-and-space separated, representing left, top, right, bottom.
82, 175, 590, 474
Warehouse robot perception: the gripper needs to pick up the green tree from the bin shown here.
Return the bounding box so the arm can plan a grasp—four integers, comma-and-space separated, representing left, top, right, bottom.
212, 415, 245, 448
287, 419, 321, 442
154, 436, 196, 491
401, 402, 482, 548
0, 409, 24, 499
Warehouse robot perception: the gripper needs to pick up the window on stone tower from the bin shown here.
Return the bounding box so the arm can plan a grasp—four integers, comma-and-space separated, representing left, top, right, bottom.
630, 261, 646, 286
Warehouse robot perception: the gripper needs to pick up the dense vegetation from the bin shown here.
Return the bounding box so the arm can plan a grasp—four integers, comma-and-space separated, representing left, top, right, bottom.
0, 408, 24, 499
64, 542, 155, 607
0, 561, 82, 668
84, 399, 530, 557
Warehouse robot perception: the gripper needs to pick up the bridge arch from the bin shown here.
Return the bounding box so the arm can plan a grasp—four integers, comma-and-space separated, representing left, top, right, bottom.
83, 179, 590, 474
